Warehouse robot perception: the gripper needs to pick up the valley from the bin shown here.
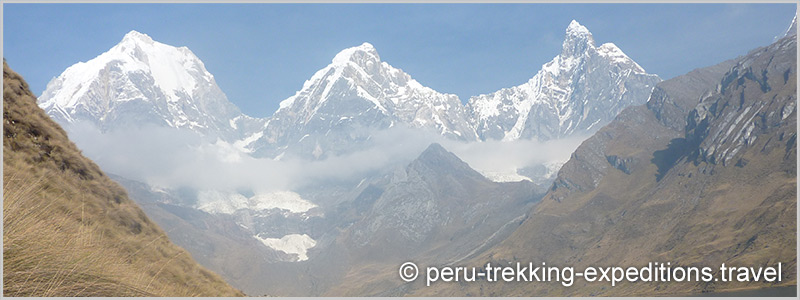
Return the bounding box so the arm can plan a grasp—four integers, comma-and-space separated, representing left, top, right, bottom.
10, 11, 797, 296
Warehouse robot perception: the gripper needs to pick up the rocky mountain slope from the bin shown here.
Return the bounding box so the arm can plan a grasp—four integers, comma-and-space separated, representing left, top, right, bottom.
237, 143, 541, 296
322, 143, 540, 296
342, 143, 539, 260
466, 20, 662, 142
418, 32, 796, 297
3, 60, 243, 296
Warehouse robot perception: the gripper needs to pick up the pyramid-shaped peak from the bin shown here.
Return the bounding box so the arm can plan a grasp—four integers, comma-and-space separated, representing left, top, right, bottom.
420, 143, 449, 157
566, 20, 591, 37
331, 42, 381, 66
562, 20, 595, 57
356, 42, 376, 51
416, 143, 464, 168
411, 142, 486, 181
121, 30, 155, 44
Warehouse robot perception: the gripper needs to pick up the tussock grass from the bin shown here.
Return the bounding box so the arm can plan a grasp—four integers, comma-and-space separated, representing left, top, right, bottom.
4, 172, 158, 296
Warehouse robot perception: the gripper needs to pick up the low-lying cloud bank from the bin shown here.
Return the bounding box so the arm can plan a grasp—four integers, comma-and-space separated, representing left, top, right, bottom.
66, 122, 584, 197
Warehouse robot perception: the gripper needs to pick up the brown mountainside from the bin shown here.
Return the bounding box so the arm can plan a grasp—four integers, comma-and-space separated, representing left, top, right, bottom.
3, 60, 243, 296
417, 35, 796, 296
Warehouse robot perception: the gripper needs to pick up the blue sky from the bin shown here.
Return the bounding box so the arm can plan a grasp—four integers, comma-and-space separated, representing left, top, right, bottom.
3, 3, 796, 118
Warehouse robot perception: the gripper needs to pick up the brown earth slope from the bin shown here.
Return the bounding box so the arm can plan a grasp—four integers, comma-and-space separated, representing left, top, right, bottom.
3, 60, 244, 296
415, 35, 796, 296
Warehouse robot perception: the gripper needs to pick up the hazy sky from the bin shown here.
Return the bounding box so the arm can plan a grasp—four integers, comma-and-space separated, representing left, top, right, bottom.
3, 3, 796, 118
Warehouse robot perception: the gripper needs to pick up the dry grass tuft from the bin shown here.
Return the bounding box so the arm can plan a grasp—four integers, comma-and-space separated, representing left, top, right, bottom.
4, 172, 158, 296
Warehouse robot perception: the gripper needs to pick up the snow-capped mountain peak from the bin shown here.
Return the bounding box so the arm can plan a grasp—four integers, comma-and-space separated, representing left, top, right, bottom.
277, 42, 383, 112
41, 30, 207, 109
113, 31, 211, 98
562, 20, 595, 57
466, 20, 661, 142
254, 42, 477, 159
566, 19, 590, 36
121, 30, 154, 44
39, 30, 256, 139
331, 42, 380, 67
596, 42, 646, 73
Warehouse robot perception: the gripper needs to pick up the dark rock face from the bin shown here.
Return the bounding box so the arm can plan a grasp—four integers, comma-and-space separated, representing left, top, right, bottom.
605, 155, 634, 174
686, 36, 797, 167
550, 56, 738, 194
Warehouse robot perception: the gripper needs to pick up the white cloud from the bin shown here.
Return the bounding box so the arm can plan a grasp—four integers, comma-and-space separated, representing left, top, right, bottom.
441, 135, 586, 176
66, 122, 583, 198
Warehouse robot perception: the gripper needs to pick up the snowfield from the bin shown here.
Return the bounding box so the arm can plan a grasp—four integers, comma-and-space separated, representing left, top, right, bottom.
255, 234, 317, 262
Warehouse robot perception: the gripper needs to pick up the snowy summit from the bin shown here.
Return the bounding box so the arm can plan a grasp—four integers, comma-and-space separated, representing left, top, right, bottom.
466, 20, 661, 142
251, 41, 478, 159
38, 30, 255, 138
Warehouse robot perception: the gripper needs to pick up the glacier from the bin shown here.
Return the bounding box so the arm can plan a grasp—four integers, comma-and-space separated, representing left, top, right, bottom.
255, 234, 317, 262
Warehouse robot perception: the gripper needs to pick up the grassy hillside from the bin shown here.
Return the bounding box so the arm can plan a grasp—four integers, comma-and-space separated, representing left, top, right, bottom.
3, 60, 244, 296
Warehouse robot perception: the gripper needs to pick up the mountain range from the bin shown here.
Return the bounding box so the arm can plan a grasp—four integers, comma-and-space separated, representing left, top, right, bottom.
40, 20, 660, 162
30, 17, 797, 297
412, 25, 797, 297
